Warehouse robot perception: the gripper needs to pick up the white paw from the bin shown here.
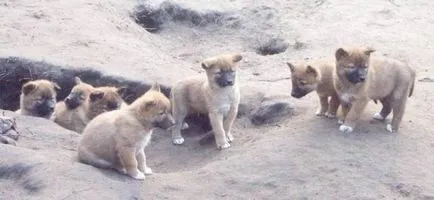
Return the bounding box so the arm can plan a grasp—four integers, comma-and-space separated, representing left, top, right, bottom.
172, 137, 184, 145
144, 167, 153, 175
132, 171, 145, 180
325, 112, 336, 118
338, 119, 344, 125
217, 142, 231, 150
226, 133, 234, 143
373, 112, 385, 121
339, 124, 354, 133
386, 124, 394, 133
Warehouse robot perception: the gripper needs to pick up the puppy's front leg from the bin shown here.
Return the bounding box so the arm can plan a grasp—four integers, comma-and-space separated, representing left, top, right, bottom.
209, 112, 230, 149
339, 98, 369, 133
223, 105, 238, 143
137, 149, 152, 175
118, 148, 145, 180
326, 94, 340, 118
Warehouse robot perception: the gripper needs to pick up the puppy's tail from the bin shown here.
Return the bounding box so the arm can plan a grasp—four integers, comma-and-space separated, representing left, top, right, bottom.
78, 147, 112, 169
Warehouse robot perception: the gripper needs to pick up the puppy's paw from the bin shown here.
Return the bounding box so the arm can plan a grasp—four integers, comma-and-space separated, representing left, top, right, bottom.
325, 112, 336, 118
226, 133, 234, 143
315, 109, 326, 117
373, 113, 385, 121
172, 137, 185, 145
386, 124, 396, 133
337, 119, 344, 125
117, 168, 127, 174
339, 124, 354, 133
217, 142, 231, 150
144, 167, 153, 175
132, 171, 145, 180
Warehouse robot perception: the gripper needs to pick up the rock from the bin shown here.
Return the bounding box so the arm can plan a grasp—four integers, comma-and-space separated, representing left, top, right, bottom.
0, 116, 19, 145
250, 96, 293, 125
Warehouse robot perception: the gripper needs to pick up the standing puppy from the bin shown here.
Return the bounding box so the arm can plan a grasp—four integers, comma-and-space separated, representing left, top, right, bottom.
333, 47, 415, 133
171, 53, 243, 149
287, 60, 340, 118
78, 83, 174, 180
16, 79, 60, 119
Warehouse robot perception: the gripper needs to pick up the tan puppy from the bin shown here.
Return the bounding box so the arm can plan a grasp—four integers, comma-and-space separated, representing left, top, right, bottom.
171, 53, 243, 149
54, 82, 127, 133
334, 47, 415, 133
54, 77, 94, 133
78, 83, 174, 180
16, 79, 60, 119
287, 59, 340, 118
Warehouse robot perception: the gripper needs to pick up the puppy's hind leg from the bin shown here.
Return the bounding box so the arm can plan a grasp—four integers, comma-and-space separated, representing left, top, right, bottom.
316, 96, 329, 116
373, 96, 392, 121
387, 96, 408, 133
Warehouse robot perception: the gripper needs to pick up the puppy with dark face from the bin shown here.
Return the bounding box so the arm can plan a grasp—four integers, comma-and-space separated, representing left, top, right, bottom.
171, 53, 243, 149
78, 83, 174, 180
333, 47, 416, 133
54, 81, 127, 133
53, 77, 95, 132
15, 79, 60, 119
287, 59, 340, 118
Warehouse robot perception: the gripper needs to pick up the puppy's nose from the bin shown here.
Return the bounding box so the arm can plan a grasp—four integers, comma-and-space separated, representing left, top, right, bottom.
359, 76, 366, 82
226, 80, 234, 85
65, 97, 71, 103
48, 106, 55, 112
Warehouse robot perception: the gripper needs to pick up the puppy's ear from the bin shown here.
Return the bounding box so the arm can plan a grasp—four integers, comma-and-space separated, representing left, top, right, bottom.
22, 82, 36, 95
335, 48, 349, 60
150, 82, 161, 92
89, 91, 104, 101
232, 54, 243, 63
201, 60, 214, 70
306, 65, 317, 76
75, 77, 82, 85
143, 100, 157, 111
19, 78, 32, 85
286, 62, 295, 73
364, 47, 375, 56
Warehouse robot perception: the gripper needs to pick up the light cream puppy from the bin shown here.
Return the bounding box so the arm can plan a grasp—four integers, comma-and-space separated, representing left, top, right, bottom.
78, 83, 174, 180
171, 53, 243, 149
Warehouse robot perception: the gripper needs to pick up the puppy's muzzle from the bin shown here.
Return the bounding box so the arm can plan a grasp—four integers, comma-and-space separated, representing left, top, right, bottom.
291, 87, 308, 98
154, 114, 176, 130
346, 68, 368, 84
65, 93, 81, 109
216, 71, 235, 88
36, 99, 56, 116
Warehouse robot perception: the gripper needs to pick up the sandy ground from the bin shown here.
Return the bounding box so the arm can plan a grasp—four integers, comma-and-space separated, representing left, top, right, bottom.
1, 0, 434, 199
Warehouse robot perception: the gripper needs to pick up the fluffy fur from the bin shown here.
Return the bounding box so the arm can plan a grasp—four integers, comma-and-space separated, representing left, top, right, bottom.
333, 47, 416, 133
78, 83, 174, 180
171, 53, 243, 149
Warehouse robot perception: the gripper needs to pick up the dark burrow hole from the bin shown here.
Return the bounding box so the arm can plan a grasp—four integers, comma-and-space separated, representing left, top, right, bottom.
256, 38, 289, 56
132, 1, 228, 33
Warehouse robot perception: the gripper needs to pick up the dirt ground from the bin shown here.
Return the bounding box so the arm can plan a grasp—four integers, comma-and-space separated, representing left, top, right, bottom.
1, 0, 434, 199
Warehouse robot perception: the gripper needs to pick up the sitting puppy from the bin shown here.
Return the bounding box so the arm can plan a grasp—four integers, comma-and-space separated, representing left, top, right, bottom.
287, 60, 340, 118
54, 81, 127, 133
78, 83, 174, 180
333, 47, 416, 133
54, 77, 94, 133
171, 53, 243, 149
15, 79, 60, 119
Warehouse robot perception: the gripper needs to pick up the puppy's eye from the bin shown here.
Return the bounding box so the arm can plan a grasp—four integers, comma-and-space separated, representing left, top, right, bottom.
299, 80, 308, 85
158, 111, 165, 116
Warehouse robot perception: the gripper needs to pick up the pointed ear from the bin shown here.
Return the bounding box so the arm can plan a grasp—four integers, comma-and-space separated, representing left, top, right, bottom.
75, 77, 82, 85
364, 47, 375, 56
335, 48, 349, 60
306, 65, 317, 76
22, 82, 36, 95
150, 82, 161, 92
286, 62, 295, 72
201, 60, 214, 70
19, 78, 32, 85
53, 82, 61, 91
116, 86, 128, 95
232, 54, 243, 63
89, 91, 104, 101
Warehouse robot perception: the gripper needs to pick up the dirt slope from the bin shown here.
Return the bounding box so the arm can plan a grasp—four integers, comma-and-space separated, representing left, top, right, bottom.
1, 0, 434, 199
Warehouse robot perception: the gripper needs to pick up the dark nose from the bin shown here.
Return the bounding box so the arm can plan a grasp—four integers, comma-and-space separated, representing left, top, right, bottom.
48, 106, 55, 112
65, 97, 71, 103
226, 80, 234, 86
